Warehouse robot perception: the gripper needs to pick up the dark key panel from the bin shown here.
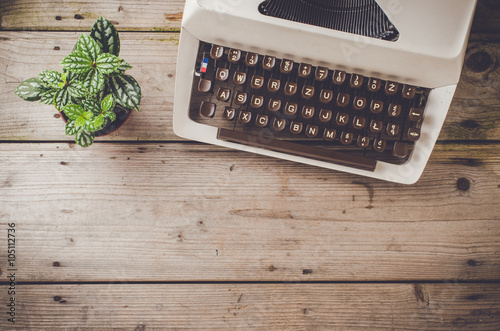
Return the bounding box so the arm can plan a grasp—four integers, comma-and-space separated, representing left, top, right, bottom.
189, 41, 431, 165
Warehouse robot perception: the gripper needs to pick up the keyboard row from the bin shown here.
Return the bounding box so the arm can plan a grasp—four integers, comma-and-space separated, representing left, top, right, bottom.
200, 101, 417, 158
200, 82, 425, 122
201, 101, 420, 138
206, 44, 420, 100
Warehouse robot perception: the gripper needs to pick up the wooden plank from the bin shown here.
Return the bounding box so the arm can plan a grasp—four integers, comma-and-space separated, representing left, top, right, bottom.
445, 36, 500, 140
0, 0, 185, 32
1, 0, 499, 34
0, 143, 499, 282
0, 283, 498, 330
471, 0, 500, 34
1, 31, 499, 142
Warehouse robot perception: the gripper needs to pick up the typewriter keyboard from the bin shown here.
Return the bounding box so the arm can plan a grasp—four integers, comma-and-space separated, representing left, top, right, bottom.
189, 41, 431, 170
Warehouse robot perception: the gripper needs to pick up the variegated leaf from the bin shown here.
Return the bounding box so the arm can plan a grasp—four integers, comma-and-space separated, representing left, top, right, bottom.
95, 78, 112, 102
75, 130, 95, 147
109, 74, 141, 111
90, 16, 120, 56
81, 68, 105, 95
114, 60, 133, 74
76, 33, 102, 61
54, 88, 73, 110
38, 70, 64, 89
101, 94, 115, 112
103, 110, 117, 122
14, 78, 49, 101
67, 80, 89, 99
95, 53, 121, 75
63, 104, 85, 121
66, 71, 79, 82
83, 120, 101, 132
60, 52, 93, 73
39, 89, 58, 105
65, 120, 79, 136
83, 98, 101, 115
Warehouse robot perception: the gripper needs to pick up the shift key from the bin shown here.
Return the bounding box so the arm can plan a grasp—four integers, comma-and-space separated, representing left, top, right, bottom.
409, 107, 424, 122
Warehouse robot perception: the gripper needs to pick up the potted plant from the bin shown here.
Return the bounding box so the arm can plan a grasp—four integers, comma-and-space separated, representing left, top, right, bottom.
14, 17, 141, 147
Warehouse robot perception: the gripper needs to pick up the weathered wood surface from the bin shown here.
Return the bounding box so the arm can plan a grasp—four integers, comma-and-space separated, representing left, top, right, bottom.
0, 283, 499, 330
1, 31, 500, 141
0, 143, 498, 282
0, 0, 499, 329
0, 0, 185, 32
1, 0, 499, 34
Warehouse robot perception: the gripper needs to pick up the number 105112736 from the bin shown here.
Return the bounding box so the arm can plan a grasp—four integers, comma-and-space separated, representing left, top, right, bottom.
7, 223, 16, 268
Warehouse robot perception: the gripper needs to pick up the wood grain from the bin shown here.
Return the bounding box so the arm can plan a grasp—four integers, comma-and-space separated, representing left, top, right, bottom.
0, 283, 498, 330
1, 1, 498, 329
1, 31, 499, 142
471, 0, 500, 33
0, 143, 498, 282
1, 0, 499, 34
0, 0, 185, 31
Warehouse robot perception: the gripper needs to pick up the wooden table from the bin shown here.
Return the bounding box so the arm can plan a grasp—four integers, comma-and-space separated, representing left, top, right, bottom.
1, 1, 499, 329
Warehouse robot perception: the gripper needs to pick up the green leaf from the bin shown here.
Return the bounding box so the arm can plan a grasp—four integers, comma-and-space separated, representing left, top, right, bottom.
101, 94, 114, 112
60, 52, 93, 73
90, 16, 120, 56
54, 88, 74, 110
39, 89, 58, 105
38, 70, 64, 89
83, 117, 104, 132
58, 73, 68, 89
68, 105, 98, 131
61, 72, 68, 84
74, 117, 86, 127
67, 80, 88, 99
81, 68, 105, 95
14, 77, 49, 101
66, 71, 79, 82
83, 98, 101, 115
75, 130, 95, 147
95, 53, 121, 75
109, 74, 141, 111
75, 33, 102, 61
114, 60, 133, 74
65, 120, 79, 136
71, 40, 79, 54
63, 104, 85, 121
103, 110, 116, 122
83, 111, 94, 120
94, 114, 105, 129
96, 87, 107, 103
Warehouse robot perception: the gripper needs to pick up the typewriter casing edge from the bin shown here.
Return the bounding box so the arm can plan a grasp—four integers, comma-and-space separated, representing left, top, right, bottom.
173, 0, 476, 184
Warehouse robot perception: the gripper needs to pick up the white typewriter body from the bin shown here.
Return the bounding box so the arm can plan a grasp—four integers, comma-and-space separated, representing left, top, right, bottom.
173, 0, 477, 184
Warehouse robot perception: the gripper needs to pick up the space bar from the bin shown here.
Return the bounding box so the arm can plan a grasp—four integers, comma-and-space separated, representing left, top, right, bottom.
217, 129, 376, 171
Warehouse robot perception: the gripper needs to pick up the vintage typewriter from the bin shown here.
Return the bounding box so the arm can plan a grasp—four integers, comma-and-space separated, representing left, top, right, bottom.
173, 0, 477, 184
